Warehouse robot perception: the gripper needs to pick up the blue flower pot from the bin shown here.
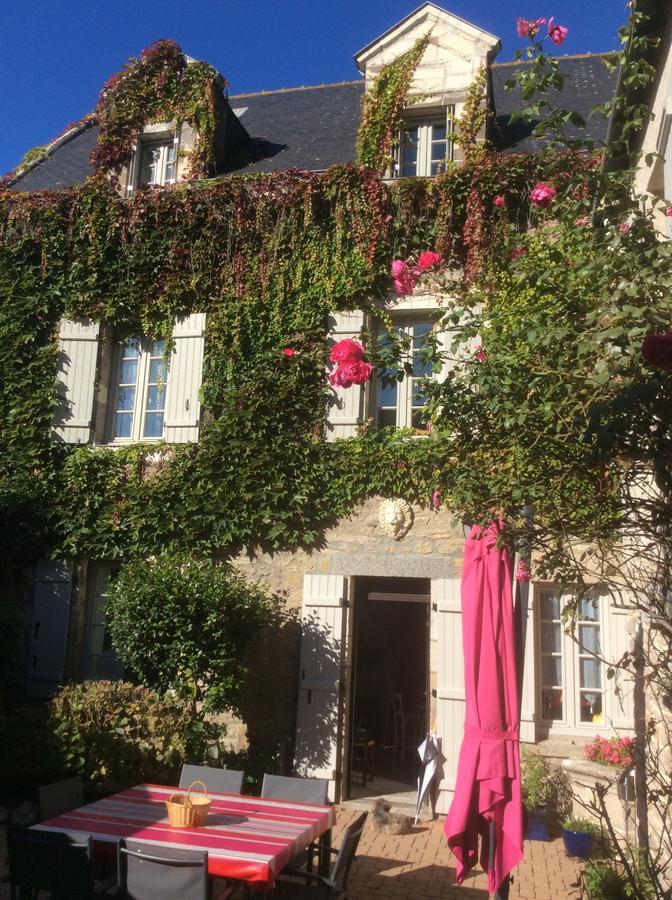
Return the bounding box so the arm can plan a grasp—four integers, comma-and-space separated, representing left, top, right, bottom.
562, 828, 593, 859
526, 809, 549, 841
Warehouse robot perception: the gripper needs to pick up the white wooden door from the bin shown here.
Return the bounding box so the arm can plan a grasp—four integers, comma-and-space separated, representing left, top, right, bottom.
294, 574, 347, 800
433, 576, 465, 814
26, 561, 72, 697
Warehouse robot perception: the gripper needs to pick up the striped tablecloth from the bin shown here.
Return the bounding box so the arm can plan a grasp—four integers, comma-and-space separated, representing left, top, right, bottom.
34, 783, 336, 887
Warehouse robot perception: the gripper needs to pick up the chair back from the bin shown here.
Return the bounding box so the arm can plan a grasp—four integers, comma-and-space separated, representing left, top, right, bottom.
118, 839, 208, 900
179, 764, 244, 794
38, 774, 84, 821
8, 826, 94, 900
330, 812, 368, 893
261, 774, 329, 805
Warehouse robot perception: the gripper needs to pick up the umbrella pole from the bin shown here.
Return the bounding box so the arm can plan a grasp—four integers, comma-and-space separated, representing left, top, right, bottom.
489, 820, 511, 899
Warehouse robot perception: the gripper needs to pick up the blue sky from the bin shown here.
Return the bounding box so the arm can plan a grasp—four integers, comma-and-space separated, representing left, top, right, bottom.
3, 0, 628, 175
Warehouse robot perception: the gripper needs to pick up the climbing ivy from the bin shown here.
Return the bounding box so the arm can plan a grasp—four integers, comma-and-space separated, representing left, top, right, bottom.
355, 35, 430, 171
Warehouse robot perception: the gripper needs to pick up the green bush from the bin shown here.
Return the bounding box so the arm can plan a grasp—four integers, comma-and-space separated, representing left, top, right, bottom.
521, 749, 572, 819
106, 555, 277, 712
581, 860, 631, 900
563, 816, 599, 835
50, 681, 220, 794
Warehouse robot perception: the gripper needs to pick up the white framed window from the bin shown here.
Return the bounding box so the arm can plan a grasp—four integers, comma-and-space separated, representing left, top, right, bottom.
82, 564, 123, 681
126, 133, 179, 194
375, 320, 434, 429
109, 337, 169, 442
396, 107, 455, 178
538, 587, 606, 731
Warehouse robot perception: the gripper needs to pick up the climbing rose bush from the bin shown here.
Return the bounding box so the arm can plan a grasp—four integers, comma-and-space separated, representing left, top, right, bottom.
391, 250, 443, 294
328, 339, 373, 387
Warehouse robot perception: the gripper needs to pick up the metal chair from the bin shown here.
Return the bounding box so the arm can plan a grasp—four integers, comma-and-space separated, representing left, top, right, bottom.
178, 764, 244, 794
117, 839, 209, 900
38, 774, 85, 821
260, 774, 329, 805
274, 811, 368, 898
7, 825, 97, 900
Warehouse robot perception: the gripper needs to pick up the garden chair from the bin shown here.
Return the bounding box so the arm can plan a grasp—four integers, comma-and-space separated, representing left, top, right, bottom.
261, 774, 330, 872
7, 825, 111, 900
117, 839, 210, 900
179, 764, 244, 794
273, 811, 368, 898
38, 774, 84, 821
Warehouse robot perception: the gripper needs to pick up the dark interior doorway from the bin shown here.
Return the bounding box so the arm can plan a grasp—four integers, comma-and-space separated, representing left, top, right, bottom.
347, 576, 430, 799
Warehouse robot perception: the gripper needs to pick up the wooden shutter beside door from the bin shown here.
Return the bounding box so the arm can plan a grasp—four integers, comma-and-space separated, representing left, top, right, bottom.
52, 318, 100, 444
294, 574, 347, 800
163, 313, 206, 443
326, 312, 365, 440
26, 561, 73, 698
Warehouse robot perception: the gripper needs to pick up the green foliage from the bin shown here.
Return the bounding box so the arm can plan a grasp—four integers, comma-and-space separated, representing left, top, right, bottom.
582, 860, 632, 900
106, 556, 277, 711
455, 65, 490, 165
49, 681, 219, 794
19, 146, 48, 169
0, 702, 62, 791
521, 749, 572, 818
355, 35, 429, 171
91, 40, 221, 179
563, 816, 599, 835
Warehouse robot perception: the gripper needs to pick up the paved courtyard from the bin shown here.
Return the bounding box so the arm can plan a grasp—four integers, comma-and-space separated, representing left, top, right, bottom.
0, 808, 583, 898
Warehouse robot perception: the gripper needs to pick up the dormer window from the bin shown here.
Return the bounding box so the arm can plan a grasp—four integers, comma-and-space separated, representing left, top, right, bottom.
138, 139, 177, 187
396, 107, 455, 178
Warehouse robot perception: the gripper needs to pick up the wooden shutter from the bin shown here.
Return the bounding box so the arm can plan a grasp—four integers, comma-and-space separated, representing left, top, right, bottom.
52, 318, 100, 444
25, 561, 72, 698
294, 574, 347, 800
326, 312, 365, 441
433, 576, 465, 814
606, 598, 635, 731
163, 313, 206, 443
519, 584, 537, 742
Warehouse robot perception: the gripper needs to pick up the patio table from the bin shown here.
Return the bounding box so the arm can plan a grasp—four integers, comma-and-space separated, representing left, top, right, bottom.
34, 783, 336, 889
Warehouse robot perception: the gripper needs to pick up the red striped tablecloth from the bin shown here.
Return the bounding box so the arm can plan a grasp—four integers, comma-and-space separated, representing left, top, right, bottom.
34, 783, 336, 887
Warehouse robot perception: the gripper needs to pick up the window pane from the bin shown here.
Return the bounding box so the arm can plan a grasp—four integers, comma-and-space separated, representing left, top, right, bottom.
579, 624, 601, 655
114, 412, 133, 438
122, 340, 140, 358
143, 412, 164, 438
116, 387, 135, 411
120, 358, 138, 384
541, 622, 561, 653
412, 323, 433, 376
411, 408, 429, 429
377, 374, 397, 408
542, 688, 563, 720
580, 658, 602, 690
146, 385, 165, 411
411, 380, 427, 406
378, 408, 397, 428
432, 124, 447, 142
149, 358, 169, 383
542, 656, 562, 686
150, 339, 166, 356
579, 596, 600, 621
541, 592, 561, 620
580, 692, 602, 723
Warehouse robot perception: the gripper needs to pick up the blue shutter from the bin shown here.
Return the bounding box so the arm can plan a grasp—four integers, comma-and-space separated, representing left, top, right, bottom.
25, 561, 72, 697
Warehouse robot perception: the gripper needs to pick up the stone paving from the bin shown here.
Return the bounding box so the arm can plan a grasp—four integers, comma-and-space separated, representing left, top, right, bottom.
0, 809, 583, 898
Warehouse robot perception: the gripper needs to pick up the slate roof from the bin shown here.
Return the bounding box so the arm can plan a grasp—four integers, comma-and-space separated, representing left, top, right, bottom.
490, 53, 618, 153
7, 54, 618, 192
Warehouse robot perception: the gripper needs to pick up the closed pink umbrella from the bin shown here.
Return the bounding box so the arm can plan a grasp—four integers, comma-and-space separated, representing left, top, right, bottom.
444, 520, 524, 896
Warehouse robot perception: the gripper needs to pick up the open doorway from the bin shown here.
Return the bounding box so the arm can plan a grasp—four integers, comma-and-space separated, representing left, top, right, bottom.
346, 576, 430, 801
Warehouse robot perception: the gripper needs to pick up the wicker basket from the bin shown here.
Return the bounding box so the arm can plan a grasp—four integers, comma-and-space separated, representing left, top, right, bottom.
165, 780, 212, 827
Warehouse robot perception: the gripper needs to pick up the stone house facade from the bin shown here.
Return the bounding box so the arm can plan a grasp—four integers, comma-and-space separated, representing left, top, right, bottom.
7, 2, 635, 813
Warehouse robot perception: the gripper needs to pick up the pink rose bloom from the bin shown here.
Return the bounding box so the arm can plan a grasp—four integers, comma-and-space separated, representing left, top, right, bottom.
530, 182, 557, 207
394, 271, 419, 295
282, 347, 296, 357
330, 359, 373, 388
514, 559, 531, 583
548, 18, 568, 46
641, 332, 672, 371
431, 489, 442, 509
391, 259, 409, 278
575, 216, 589, 226
666, 208, 672, 217
329, 338, 364, 364
474, 348, 488, 362
417, 250, 442, 271
617, 221, 631, 234
494, 195, 506, 208
517, 16, 546, 38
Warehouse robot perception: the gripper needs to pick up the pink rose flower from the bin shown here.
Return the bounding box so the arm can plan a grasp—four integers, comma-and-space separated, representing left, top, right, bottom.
282, 347, 296, 357
394, 271, 419, 295
391, 259, 409, 278
641, 332, 672, 371
516, 16, 546, 38
417, 250, 442, 271
666, 208, 672, 217
329, 359, 373, 388
575, 216, 589, 226
514, 559, 531, 582
530, 182, 557, 207
548, 18, 568, 46
329, 338, 365, 364
494, 195, 506, 208
617, 221, 631, 234
474, 348, 488, 362
431, 489, 442, 509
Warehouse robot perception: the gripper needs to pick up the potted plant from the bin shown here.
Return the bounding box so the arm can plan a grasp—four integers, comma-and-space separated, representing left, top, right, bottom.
521, 750, 553, 840
561, 816, 597, 859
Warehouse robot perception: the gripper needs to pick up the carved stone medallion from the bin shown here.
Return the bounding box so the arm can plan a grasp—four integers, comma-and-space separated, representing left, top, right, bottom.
378, 498, 414, 540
